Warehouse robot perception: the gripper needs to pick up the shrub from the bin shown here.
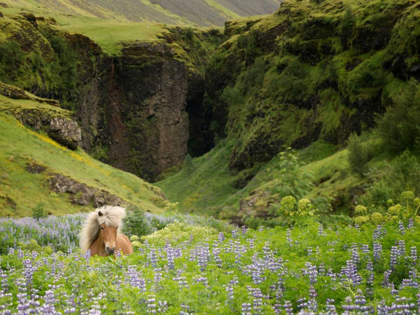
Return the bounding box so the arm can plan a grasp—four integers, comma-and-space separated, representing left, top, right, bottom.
360, 151, 420, 209
183, 154, 195, 176
237, 35, 248, 49
184, 28, 195, 42
271, 147, 331, 212
32, 203, 47, 220
377, 79, 420, 153
49, 36, 77, 92
142, 221, 217, 246
0, 40, 25, 83
347, 133, 371, 177
122, 208, 152, 237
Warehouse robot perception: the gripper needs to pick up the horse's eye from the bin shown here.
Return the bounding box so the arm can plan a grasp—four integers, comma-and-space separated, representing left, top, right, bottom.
116, 227, 118, 230
101, 227, 104, 230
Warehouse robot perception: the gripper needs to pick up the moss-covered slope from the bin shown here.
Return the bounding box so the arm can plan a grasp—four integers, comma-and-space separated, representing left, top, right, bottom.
205, 0, 420, 173
0, 89, 167, 217
158, 0, 420, 220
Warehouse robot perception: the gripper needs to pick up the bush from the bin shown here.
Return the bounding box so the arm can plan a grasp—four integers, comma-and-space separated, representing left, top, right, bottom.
360, 151, 420, 209
269, 148, 331, 214
184, 28, 195, 42
237, 35, 248, 49
49, 36, 77, 92
32, 203, 47, 220
0, 40, 25, 83
377, 79, 420, 153
183, 154, 195, 176
122, 208, 152, 238
142, 221, 217, 246
347, 133, 371, 177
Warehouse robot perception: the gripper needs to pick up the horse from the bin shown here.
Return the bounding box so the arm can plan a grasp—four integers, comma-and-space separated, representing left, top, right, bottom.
80, 206, 133, 257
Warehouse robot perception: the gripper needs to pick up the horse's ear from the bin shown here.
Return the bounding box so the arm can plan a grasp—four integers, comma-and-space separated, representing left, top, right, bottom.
98, 211, 103, 217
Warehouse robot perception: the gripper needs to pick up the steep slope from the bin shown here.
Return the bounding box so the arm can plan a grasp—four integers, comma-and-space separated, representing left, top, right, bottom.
0, 9, 223, 181
1, 0, 280, 27
158, 0, 420, 221
204, 0, 420, 174
0, 85, 167, 217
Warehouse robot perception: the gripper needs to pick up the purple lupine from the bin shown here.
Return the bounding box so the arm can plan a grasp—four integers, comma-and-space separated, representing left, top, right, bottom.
252, 288, 263, 314
398, 240, 406, 257
411, 246, 418, 264
308, 286, 318, 312
286, 229, 292, 246
165, 243, 175, 270
373, 242, 382, 261
399, 221, 405, 234
366, 260, 374, 286
390, 246, 399, 269
350, 245, 360, 264
148, 247, 158, 268
325, 298, 337, 315
218, 232, 224, 243
242, 303, 251, 315
283, 300, 293, 315
147, 295, 157, 314
318, 224, 324, 236
241, 226, 247, 235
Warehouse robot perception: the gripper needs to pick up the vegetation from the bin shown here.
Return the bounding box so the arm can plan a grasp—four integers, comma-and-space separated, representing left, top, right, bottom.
347, 133, 372, 178
1, 209, 420, 313
377, 79, 420, 154
0, 96, 166, 216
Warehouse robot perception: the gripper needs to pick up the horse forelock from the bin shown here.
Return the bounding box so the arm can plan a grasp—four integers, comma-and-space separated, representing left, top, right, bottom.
80, 206, 126, 251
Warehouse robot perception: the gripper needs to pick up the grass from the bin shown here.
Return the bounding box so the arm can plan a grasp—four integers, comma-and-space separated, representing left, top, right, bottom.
57, 17, 170, 56
156, 140, 238, 215
0, 97, 167, 217
157, 135, 387, 217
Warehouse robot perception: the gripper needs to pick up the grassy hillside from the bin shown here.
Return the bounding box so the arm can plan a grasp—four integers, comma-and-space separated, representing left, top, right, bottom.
0, 93, 167, 217
154, 0, 420, 223
0, 0, 280, 27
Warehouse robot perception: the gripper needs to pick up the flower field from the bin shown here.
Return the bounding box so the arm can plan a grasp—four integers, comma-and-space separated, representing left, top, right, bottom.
1, 214, 420, 314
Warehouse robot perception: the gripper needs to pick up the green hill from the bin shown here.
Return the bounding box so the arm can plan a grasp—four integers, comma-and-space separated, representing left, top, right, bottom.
0, 85, 167, 217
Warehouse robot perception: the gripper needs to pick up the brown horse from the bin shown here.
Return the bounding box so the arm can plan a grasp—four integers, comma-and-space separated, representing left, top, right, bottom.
80, 206, 133, 257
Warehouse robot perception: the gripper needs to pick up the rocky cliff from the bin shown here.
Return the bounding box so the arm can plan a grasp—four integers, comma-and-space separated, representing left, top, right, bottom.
0, 12, 222, 181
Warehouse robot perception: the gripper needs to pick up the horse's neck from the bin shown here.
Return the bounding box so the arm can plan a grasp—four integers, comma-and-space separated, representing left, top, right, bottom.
91, 232, 106, 256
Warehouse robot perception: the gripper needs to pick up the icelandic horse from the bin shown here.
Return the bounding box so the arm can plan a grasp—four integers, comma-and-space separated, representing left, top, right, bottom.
80, 206, 133, 256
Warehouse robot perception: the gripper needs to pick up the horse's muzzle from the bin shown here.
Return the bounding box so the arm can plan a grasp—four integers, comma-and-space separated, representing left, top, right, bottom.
106, 246, 116, 255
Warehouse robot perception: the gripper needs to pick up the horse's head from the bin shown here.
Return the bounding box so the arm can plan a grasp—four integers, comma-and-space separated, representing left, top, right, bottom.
98, 211, 119, 255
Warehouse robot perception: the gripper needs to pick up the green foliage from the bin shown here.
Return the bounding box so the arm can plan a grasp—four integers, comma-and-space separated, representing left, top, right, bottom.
237, 34, 248, 49
347, 133, 372, 177
270, 148, 331, 212
32, 202, 48, 220
0, 112, 165, 216
377, 79, 420, 153
360, 151, 420, 209
0, 40, 25, 83
184, 28, 195, 42
268, 58, 309, 102
141, 221, 217, 245
183, 154, 196, 176
49, 36, 77, 93
123, 208, 152, 238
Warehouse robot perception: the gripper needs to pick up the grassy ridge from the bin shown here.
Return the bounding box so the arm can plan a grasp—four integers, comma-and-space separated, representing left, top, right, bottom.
0, 95, 167, 217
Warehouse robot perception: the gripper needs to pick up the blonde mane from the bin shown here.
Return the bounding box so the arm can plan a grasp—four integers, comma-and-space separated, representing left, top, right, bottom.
79, 206, 126, 251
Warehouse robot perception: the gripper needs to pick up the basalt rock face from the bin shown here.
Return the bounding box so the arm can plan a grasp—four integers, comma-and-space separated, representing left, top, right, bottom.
0, 14, 211, 181
103, 43, 190, 182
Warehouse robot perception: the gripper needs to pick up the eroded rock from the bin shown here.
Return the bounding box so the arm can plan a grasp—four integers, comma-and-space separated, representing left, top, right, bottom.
49, 174, 124, 207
